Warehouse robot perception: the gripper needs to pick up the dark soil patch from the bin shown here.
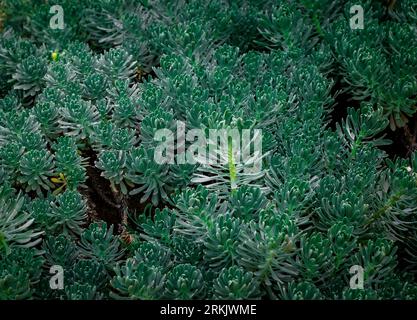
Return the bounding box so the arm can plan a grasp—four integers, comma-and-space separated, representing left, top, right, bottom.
327, 74, 417, 160
84, 155, 122, 229
380, 113, 417, 159
82, 146, 171, 233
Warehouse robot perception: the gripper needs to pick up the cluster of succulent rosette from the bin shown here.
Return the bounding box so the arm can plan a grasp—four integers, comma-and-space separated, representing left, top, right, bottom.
1, 0, 417, 300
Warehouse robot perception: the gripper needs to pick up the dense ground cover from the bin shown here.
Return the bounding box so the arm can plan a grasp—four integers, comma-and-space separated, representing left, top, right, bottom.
0, 0, 417, 300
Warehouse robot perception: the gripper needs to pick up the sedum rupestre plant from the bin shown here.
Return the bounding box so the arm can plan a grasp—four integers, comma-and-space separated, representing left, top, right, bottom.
0, 0, 417, 301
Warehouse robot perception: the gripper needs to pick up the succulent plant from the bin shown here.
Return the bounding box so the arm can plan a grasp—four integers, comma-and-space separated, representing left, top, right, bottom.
0, 0, 417, 301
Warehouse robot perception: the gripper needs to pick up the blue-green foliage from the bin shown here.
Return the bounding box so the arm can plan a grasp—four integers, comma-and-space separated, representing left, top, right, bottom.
0, 0, 417, 300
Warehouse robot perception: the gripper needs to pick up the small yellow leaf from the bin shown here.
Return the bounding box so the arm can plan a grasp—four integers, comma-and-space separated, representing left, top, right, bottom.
52, 185, 65, 196
51, 177, 63, 184
51, 51, 59, 61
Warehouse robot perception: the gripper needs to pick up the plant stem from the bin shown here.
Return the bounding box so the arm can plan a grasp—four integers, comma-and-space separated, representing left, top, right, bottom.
228, 135, 237, 193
